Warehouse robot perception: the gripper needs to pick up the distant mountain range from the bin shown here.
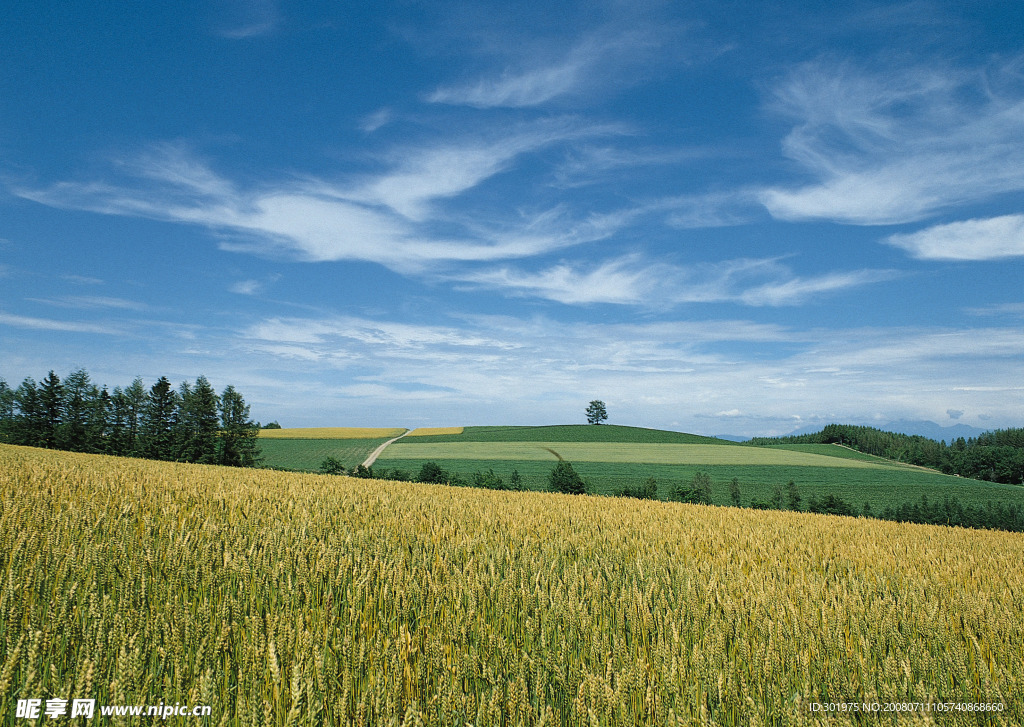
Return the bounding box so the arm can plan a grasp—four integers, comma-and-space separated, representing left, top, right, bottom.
718, 419, 994, 443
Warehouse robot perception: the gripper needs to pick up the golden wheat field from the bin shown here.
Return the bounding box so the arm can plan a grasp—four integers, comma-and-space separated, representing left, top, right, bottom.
1, 444, 1021, 726
406, 427, 465, 437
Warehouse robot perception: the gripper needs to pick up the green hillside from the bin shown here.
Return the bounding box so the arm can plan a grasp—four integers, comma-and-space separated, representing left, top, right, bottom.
259, 437, 391, 471
398, 424, 734, 444
374, 424, 1024, 514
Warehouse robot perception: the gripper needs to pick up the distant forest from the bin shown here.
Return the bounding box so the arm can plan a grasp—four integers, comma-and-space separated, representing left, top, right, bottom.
0, 368, 262, 467
750, 423, 1024, 485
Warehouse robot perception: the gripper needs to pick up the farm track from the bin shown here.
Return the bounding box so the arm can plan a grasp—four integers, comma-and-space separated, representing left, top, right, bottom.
362, 429, 411, 467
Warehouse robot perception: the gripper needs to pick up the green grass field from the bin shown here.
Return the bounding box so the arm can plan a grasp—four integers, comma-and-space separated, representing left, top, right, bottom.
258, 437, 392, 471
375, 456, 1024, 510
373, 424, 1024, 512
384, 441, 900, 468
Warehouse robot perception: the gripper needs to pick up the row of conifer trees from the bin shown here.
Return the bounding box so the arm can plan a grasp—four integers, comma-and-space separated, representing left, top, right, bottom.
0, 368, 262, 467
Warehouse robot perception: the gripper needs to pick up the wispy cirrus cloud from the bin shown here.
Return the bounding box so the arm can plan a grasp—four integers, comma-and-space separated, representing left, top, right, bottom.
359, 108, 394, 133
212, 0, 279, 38
0, 311, 124, 335
885, 214, 1024, 260
457, 257, 661, 305
425, 25, 676, 108
964, 302, 1024, 317
61, 274, 105, 285
759, 58, 1024, 225
15, 128, 615, 272
27, 295, 148, 311
428, 57, 587, 108
737, 269, 897, 306
244, 315, 518, 353
455, 255, 894, 307
229, 280, 264, 296
349, 119, 603, 220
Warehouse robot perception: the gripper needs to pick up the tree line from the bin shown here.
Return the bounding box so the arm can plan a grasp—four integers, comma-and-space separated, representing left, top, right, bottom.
0, 368, 262, 467
749, 423, 1024, 485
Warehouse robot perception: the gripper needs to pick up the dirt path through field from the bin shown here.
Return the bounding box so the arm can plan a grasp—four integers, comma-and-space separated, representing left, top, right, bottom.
362, 430, 411, 467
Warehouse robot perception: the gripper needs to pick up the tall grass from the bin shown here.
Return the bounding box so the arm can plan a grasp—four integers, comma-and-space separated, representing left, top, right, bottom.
1, 443, 1021, 725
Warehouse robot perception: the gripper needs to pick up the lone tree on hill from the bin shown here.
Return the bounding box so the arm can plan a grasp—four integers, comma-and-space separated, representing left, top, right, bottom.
585, 400, 608, 425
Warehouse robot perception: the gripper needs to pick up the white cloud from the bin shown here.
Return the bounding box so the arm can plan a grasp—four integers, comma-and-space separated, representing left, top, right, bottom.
244, 315, 517, 352
738, 269, 897, 306
213, 0, 279, 38
229, 280, 262, 295
428, 58, 586, 108
61, 274, 105, 285
759, 60, 1024, 224
425, 21, 685, 109
350, 130, 571, 220
663, 191, 761, 229
964, 302, 1024, 317
425, 31, 624, 109
460, 257, 657, 305
458, 256, 894, 307
0, 311, 124, 335
17, 130, 614, 273
228, 312, 1024, 432
28, 295, 148, 311
359, 108, 394, 133
885, 214, 1024, 260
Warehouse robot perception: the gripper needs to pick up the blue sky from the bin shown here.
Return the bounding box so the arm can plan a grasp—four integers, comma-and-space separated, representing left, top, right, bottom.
2, 0, 1023, 435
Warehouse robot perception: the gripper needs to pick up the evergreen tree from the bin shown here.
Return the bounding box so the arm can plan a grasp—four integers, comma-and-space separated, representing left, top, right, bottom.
59, 368, 99, 452
218, 385, 261, 467
38, 370, 64, 448
86, 386, 112, 453
138, 377, 178, 460
0, 378, 14, 442
11, 379, 43, 446
124, 377, 146, 454
107, 386, 133, 455
177, 376, 220, 464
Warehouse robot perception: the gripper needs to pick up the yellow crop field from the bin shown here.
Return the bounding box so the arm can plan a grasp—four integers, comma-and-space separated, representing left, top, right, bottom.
2, 443, 1021, 725
406, 426, 465, 437
257, 426, 407, 439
